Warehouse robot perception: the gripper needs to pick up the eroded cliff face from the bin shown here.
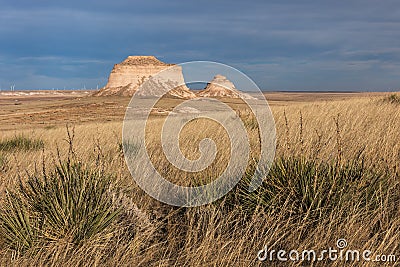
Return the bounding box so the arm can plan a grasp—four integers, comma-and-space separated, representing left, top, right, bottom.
94, 56, 196, 98
197, 75, 255, 99
95, 56, 255, 100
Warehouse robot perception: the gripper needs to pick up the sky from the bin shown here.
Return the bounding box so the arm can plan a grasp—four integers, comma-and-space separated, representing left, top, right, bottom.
0, 0, 399, 91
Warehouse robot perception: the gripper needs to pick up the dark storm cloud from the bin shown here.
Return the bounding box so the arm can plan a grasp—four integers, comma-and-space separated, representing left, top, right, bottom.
0, 0, 399, 90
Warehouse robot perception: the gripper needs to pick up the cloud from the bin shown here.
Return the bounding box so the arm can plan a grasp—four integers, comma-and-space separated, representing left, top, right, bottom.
0, 0, 399, 91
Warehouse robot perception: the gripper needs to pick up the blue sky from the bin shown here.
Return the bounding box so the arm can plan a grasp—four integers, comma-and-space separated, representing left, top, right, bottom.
0, 0, 399, 91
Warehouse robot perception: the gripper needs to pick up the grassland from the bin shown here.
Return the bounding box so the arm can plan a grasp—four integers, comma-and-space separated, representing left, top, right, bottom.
0, 91, 398, 266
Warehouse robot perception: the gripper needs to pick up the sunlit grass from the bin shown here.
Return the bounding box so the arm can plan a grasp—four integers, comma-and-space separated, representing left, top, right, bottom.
0, 95, 398, 266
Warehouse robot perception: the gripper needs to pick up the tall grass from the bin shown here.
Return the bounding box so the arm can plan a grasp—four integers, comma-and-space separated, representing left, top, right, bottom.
0, 96, 398, 266
0, 154, 7, 172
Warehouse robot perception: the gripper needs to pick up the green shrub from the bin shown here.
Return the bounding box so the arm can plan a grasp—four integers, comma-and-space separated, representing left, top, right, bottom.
0, 135, 44, 152
0, 192, 39, 254
236, 157, 387, 219
120, 140, 141, 157
0, 162, 121, 254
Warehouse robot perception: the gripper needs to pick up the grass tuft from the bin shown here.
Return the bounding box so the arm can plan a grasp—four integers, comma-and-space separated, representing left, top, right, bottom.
237, 157, 388, 219
0, 161, 121, 255
0, 135, 44, 152
383, 93, 400, 104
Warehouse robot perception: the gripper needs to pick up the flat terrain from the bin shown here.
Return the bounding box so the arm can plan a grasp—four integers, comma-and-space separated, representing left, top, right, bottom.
0, 90, 398, 266
0, 90, 388, 132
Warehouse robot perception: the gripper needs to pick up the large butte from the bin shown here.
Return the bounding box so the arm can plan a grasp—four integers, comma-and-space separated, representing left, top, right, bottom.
94, 56, 196, 99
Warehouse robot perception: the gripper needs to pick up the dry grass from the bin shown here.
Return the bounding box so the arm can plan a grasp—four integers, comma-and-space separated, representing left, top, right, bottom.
0, 92, 399, 266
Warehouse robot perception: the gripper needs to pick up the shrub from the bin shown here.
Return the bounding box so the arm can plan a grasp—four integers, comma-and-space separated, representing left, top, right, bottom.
0, 135, 44, 152
383, 94, 400, 104
120, 140, 141, 157
236, 157, 387, 219
0, 162, 121, 255
0, 192, 39, 254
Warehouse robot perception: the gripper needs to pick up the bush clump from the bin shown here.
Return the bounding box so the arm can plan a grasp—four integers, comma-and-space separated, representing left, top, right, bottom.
236, 157, 387, 219
0, 135, 44, 152
0, 162, 121, 255
383, 94, 400, 104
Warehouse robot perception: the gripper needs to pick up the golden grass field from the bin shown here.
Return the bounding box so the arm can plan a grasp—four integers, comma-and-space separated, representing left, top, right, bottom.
0, 91, 399, 266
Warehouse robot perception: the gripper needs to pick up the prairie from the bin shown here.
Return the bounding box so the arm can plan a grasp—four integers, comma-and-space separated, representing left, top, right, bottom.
0, 91, 398, 266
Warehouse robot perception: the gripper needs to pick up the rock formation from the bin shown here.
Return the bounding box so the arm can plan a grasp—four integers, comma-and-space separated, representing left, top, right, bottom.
197, 75, 255, 99
95, 57, 256, 100
94, 56, 196, 99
